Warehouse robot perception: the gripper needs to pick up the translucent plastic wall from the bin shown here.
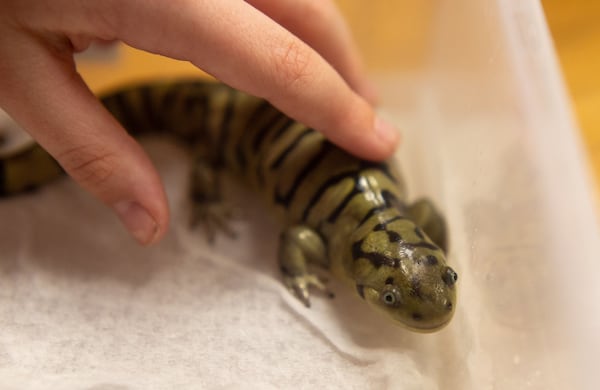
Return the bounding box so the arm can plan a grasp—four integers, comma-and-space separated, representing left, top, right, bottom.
375, 1, 600, 388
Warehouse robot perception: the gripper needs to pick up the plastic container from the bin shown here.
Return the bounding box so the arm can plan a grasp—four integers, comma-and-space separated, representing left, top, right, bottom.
1, 1, 598, 389
393, 1, 600, 388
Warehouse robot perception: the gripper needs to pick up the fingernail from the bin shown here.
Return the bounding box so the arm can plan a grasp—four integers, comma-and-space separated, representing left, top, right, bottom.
374, 116, 400, 150
113, 201, 159, 245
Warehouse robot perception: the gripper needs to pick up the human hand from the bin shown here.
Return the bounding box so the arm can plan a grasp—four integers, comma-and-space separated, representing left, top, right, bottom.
0, 0, 400, 245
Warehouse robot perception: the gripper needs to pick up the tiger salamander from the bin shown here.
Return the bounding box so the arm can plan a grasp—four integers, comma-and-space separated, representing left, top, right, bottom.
0, 80, 457, 332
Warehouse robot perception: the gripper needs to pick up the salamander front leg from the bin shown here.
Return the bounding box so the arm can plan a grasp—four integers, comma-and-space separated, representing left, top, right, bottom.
189, 158, 236, 242
278, 226, 333, 307
406, 198, 448, 252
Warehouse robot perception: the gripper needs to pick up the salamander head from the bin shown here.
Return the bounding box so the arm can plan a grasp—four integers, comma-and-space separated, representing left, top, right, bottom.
351, 217, 457, 332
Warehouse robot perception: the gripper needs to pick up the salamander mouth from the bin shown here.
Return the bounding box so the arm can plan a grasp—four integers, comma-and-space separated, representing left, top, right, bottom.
407, 317, 453, 333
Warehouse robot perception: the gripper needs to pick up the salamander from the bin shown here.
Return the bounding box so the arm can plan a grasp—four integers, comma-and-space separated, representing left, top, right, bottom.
0, 80, 457, 332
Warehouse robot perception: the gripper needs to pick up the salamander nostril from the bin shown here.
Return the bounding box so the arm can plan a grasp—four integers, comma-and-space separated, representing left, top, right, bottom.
445, 301, 453, 311
442, 267, 458, 286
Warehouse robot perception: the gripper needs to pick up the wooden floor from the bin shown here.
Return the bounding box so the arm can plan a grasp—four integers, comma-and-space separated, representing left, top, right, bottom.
78, 1, 599, 194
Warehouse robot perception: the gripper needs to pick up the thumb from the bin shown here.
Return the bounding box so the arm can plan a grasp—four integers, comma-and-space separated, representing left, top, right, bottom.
0, 34, 168, 245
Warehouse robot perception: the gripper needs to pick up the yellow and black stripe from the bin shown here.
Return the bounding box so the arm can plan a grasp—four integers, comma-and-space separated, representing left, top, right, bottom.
0, 143, 63, 196
98, 80, 405, 234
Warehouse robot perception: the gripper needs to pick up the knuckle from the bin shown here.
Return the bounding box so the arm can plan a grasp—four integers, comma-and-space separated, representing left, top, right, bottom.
272, 38, 314, 90
57, 144, 118, 188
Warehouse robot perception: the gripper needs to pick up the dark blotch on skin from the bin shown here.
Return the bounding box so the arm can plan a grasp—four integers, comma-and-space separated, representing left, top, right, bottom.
386, 231, 402, 243
352, 239, 401, 268
351, 240, 363, 260
426, 255, 439, 266
373, 216, 405, 233
385, 277, 394, 285
412, 312, 423, 321
381, 189, 403, 208
357, 205, 387, 227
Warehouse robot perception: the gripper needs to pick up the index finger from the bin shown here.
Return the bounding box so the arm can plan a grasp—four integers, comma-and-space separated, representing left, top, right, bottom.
95, 0, 400, 160
246, 0, 378, 104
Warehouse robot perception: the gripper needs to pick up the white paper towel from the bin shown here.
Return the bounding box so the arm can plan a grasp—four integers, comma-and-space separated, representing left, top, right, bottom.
0, 133, 464, 389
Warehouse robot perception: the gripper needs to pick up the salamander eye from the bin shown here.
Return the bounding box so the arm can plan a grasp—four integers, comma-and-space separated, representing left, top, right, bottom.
380, 286, 402, 307
442, 266, 458, 286
382, 292, 396, 305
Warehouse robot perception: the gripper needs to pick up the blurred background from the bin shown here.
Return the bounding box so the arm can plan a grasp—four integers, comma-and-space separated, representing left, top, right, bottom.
78, 0, 599, 200
340, 0, 600, 191
543, 0, 599, 194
